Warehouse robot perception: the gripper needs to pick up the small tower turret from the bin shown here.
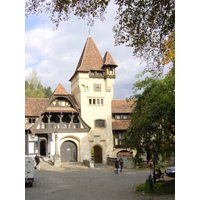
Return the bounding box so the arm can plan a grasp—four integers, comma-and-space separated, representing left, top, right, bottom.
102, 51, 118, 79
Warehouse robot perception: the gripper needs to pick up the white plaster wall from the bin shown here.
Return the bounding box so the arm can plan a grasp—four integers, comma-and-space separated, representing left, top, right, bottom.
72, 73, 115, 163
49, 132, 90, 162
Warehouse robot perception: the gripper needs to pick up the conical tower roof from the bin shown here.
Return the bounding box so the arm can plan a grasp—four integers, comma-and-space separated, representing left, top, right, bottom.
103, 51, 118, 67
76, 36, 103, 72
70, 36, 103, 81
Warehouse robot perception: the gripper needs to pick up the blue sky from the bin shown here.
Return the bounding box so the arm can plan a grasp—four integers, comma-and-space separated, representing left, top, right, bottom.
25, 1, 171, 99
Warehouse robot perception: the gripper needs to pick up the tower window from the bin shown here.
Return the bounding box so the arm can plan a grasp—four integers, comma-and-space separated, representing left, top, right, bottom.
88, 98, 104, 105
109, 67, 113, 74
97, 71, 103, 76
91, 71, 95, 76
95, 119, 105, 128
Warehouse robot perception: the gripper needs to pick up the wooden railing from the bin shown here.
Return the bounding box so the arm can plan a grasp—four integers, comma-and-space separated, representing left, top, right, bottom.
37, 122, 80, 130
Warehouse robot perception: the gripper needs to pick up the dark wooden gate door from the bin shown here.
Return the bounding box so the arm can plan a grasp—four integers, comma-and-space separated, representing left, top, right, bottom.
40, 140, 47, 156
61, 141, 77, 162
94, 145, 102, 163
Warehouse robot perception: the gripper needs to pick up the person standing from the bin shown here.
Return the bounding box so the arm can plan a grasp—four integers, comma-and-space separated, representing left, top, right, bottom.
148, 159, 153, 172
119, 157, 124, 173
114, 158, 119, 174
35, 153, 40, 170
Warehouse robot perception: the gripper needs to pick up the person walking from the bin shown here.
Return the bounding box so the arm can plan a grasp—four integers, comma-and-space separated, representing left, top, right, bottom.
114, 158, 119, 174
119, 157, 124, 173
35, 153, 40, 170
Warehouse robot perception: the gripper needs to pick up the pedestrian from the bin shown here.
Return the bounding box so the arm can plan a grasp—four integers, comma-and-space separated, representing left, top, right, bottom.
148, 159, 153, 172
35, 153, 40, 170
118, 157, 124, 173
114, 158, 119, 174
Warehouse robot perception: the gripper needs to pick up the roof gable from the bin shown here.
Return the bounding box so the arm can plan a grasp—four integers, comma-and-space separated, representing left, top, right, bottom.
53, 83, 68, 95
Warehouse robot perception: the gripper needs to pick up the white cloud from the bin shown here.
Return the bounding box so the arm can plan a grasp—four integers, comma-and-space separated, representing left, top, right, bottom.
25, 2, 170, 99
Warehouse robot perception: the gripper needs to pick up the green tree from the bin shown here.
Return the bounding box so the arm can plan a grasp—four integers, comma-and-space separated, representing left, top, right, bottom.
25, 68, 52, 98
25, 0, 175, 74
124, 66, 175, 176
43, 86, 53, 97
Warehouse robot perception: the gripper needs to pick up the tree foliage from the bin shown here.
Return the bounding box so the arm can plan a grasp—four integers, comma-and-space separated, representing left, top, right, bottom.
25, 0, 175, 74
25, 0, 109, 28
124, 66, 175, 165
25, 68, 52, 98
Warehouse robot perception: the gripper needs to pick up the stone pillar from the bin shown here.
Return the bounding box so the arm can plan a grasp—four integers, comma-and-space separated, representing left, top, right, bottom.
54, 133, 61, 167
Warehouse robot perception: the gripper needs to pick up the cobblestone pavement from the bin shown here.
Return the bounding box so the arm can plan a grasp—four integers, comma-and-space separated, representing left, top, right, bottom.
25, 159, 175, 200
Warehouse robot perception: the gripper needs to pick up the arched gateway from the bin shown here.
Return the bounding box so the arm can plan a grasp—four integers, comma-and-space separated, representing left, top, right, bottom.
60, 141, 77, 162
93, 145, 102, 163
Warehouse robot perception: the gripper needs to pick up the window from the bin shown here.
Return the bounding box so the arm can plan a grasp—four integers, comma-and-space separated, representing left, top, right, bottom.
109, 67, 113, 74
91, 71, 95, 76
115, 138, 118, 145
122, 115, 128, 120
114, 132, 124, 148
51, 99, 71, 107
95, 120, 105, 128
115, 115, 121, 120
97, 71, 103, 76
88, 98, 104, 106
28, 118, 36, 123
25, 118, 28, 123
115, 115, 129, 120
118, 133, 123, 139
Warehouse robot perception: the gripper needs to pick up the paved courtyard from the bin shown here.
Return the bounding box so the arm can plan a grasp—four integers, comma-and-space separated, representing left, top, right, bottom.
25, 160, 175, 200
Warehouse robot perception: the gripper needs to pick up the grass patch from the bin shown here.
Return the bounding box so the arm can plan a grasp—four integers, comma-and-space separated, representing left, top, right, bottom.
136, 180, 175, 195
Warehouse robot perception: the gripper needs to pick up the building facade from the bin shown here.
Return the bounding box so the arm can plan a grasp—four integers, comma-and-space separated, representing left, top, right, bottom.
25, 36, 134, 165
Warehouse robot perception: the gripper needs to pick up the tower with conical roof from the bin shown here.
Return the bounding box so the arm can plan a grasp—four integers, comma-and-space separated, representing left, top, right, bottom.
69, 36, 118, 163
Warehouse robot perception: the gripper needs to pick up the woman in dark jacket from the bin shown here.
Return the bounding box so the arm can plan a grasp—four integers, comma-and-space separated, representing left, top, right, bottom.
35, 153, 40, 170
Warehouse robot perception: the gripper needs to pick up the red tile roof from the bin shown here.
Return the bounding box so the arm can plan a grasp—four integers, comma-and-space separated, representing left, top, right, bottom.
112, 120, 131, 130
112, 100, 135, 113
76, 36, 103, 72
53, 83, 68, 95
103, 51, 118, 67
25, 98, 49, 117
70, 36, 117, 81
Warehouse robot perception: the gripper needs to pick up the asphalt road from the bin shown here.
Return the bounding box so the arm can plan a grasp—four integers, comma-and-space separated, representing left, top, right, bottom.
25, 163, 175, 200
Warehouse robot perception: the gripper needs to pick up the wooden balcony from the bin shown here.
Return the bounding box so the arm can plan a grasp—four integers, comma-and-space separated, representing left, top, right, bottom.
34, 122, 81, 133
